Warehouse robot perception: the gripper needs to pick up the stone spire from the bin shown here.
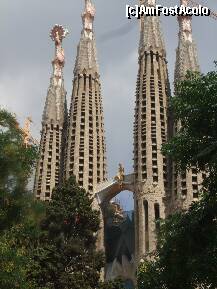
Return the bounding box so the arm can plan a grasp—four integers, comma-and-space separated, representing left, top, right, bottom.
74, 0, 99, 76
34, 25, 68, 201
42, 25, 69, 124
64, 0, 107, 193
173, 0, 203, 210
174, 0, 200, 82
139, 0, 166, 57
133, 0, 171, 259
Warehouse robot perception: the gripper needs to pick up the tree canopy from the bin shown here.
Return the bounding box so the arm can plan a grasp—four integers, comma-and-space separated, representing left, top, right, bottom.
0, 108, 40, 289
138, 68, 217, 289
0, 109, 38, 230
0, 108, 124, 289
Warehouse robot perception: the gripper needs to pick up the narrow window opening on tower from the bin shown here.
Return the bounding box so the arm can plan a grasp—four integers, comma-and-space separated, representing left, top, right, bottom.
153, 176, 158, 183
157, 68, 161, 80
192, 168, 197, 174
84, 74, 86, 91
181, 181, 186, 188
88, 185, 93, 191
192, 176, 197, 183
153, 168, 158, 175
202, 173, 206, 180
45, 192, 50, 198
145, 53, 147, 70
160, 114, 164, 121
193, 184, 198, 191
143, 200, 149, 252
182, 189, 187, 196
89, 75, 92, 90
193, 192, 199, 199
150, 52, 154, 75
154, 203, 160, 234
181, 172, 186, 179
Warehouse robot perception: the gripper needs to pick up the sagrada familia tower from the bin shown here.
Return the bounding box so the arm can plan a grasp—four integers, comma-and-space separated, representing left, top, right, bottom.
34, 0, 203, 285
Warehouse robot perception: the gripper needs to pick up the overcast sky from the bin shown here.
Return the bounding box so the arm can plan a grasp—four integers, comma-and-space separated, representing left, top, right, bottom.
1, 0, 217, 209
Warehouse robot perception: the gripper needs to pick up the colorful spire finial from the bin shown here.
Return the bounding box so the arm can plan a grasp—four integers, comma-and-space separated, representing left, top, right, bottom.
144, 0, 156, 6
178, 0, 192, 42
82, 0, 95, 39
50, 24, 69, 85
181, 0, 188, 6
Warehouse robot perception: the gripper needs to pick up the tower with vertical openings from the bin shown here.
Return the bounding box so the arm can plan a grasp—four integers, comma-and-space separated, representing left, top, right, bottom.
95, 0, 172, 271
33, 0, 207, 283
64, 0, 107, 193
133, 0, 170, 259
34, 25, 68, 201
173, 0, 204, 210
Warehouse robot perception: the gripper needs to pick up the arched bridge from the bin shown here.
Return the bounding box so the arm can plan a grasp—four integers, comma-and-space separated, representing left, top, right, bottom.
95, 173, 135, 205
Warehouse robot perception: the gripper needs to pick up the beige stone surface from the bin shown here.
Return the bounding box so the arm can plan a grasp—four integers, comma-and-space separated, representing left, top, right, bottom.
64, 0, 107, 194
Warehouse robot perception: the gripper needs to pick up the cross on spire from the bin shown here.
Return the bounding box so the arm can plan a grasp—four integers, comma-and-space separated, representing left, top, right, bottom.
178, 0, 193, 42
144, 0, 156, 6
82, 0, 95, 35
50, 24, 69, 85
180, 0, 188, 6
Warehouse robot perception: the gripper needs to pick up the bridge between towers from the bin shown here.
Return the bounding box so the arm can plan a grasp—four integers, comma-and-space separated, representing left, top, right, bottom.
95, 170, 135, 206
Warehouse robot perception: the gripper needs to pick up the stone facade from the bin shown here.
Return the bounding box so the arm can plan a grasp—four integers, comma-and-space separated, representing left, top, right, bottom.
34, 0, 204, 284
133, 0, 171, 260
95, 0, 205, 281
172, 0, 205, 211
34, 25, 68, 201
64, 0, 107, 194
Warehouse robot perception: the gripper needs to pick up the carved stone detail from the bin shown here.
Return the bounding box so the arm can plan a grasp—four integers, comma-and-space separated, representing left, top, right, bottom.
34, 25, 68, 201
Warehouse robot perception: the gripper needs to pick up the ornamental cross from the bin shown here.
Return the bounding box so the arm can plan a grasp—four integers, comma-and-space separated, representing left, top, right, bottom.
50, 24, 69, 81
82, 0, 95, 36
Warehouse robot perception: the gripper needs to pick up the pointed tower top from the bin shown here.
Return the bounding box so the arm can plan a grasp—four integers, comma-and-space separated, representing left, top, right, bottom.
178, 0, 193, 43
74, 0, 99, 75
139, 0, 166, 56
82, 0, 95, 37
174, 0, 199, 82
144, 0, 156, 6
83, 0, 96, 17
50, 24, 69, 86
180, 0, 188, 5
42, 24, 68, 124
50, 24, 69, 43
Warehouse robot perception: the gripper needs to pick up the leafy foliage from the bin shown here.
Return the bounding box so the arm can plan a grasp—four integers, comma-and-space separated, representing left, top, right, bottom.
138, 69, 217, 289
0, 222, 42, 289
29, 176, 124, 289
162, 70, 217, 174
0, 108, 38, 231
99, 279, 125, 289
138, 194, 217, 289
0, 108, 41, 289
0, 108, 123, 289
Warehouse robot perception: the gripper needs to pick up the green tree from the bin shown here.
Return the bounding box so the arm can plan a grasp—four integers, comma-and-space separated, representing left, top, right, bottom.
99, 279, 125, 289
0, 109, 123, 289
29, 176, 124, 289
138, 69, 217, 289
0, 108, 40, 289
0, 108, 38, 231
0, 222, 42, 289
162, 69, 217, 179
